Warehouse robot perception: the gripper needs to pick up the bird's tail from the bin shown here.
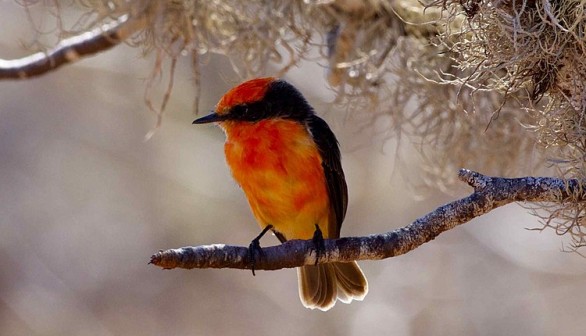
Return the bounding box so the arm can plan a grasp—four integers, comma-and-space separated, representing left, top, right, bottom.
297, 261, 368, 311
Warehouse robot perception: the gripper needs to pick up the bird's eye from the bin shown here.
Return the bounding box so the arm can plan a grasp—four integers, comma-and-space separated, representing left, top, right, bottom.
231, 105, 248, 119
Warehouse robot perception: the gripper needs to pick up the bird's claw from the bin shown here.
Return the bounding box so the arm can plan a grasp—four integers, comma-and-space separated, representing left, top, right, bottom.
248, 224, 273, 276
312, 224, 326, 266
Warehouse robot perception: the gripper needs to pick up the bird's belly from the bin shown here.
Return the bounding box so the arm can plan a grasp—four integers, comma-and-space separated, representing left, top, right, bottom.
223, 120, 330, 240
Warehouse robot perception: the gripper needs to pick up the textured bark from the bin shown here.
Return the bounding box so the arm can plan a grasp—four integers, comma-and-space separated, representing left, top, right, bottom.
150, 169, 582, 271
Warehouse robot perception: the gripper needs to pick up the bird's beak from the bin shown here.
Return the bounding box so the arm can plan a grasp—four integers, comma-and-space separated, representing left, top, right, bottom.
192, 111, 224, 124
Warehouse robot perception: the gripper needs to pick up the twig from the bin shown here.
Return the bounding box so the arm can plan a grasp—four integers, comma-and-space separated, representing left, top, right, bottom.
0, 14, 147, 80
149, 169, 582, 271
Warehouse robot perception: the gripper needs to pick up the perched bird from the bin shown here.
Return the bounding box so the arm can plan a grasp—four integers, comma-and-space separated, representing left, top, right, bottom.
193, 77, 368, 311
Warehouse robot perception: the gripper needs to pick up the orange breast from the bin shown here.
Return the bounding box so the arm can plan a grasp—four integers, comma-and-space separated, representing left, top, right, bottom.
221, 119, 331, 240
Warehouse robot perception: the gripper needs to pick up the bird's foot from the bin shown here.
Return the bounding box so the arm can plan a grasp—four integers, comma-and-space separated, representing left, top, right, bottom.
312, 224, 326, 266
248, 224, 273, 276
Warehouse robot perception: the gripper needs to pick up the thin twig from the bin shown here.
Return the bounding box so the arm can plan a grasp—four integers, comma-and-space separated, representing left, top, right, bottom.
150, 169, 581, 271
0, 14, 147, 80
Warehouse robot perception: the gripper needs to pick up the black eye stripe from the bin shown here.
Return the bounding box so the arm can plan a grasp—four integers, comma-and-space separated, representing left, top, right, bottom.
229, 102, 267, 121
226, 80, 315, 122
231, 105, 249, 117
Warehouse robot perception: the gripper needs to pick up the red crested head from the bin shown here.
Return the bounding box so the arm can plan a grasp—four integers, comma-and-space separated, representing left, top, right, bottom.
193, 77, 315, 125
216, 77, 276, 115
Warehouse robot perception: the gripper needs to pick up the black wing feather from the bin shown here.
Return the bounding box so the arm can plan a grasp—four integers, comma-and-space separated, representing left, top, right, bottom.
307, 115, 348, 238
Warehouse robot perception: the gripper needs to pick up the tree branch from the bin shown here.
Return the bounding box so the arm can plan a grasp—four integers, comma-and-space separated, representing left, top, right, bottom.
149, 169, 582, 271
0, 14, 147, 80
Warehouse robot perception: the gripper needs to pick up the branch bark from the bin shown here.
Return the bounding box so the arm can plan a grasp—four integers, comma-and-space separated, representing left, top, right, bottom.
150, 169, 582, 271
0, 14, 147, 80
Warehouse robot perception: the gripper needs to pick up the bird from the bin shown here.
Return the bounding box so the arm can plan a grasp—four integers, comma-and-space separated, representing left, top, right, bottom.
193, 77, 368, 311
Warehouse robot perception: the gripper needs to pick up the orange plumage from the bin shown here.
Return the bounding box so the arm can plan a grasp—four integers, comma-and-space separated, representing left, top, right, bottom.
193, 77, 368, 311
221, 118, 331, 240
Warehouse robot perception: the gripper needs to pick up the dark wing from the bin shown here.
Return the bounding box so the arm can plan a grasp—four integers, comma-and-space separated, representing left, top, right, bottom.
307, 115, 348, 238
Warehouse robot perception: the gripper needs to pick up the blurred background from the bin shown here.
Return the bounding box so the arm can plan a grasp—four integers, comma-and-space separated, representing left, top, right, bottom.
1, 2, 586, 335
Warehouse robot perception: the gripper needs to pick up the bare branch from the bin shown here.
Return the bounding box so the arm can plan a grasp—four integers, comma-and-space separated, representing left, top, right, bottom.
150, 169, 583, 272
0, 14, 147, 80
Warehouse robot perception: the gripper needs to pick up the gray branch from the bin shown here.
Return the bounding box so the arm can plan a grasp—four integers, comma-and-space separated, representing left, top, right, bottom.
150, 169, 582, 271
0, 14, 146, 80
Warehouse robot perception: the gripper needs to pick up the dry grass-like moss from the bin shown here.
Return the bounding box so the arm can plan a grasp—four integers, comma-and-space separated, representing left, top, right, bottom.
18, 1, 582, 170
16, 1, 553, 181
382, 37, 541, 191
430, 0, 585, 102
427, 0, 586, 246
531, 188, 586, 253
68, 1, 409, 121
13, 0, 586, 248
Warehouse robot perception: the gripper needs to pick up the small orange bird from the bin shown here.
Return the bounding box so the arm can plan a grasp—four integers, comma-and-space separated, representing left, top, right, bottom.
193, 77, 368, 311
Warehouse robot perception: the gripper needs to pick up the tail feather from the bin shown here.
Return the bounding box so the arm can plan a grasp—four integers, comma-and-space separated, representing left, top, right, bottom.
332, 262, 368, 303
297, 261, 368, 311
297, 263, 337, 309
